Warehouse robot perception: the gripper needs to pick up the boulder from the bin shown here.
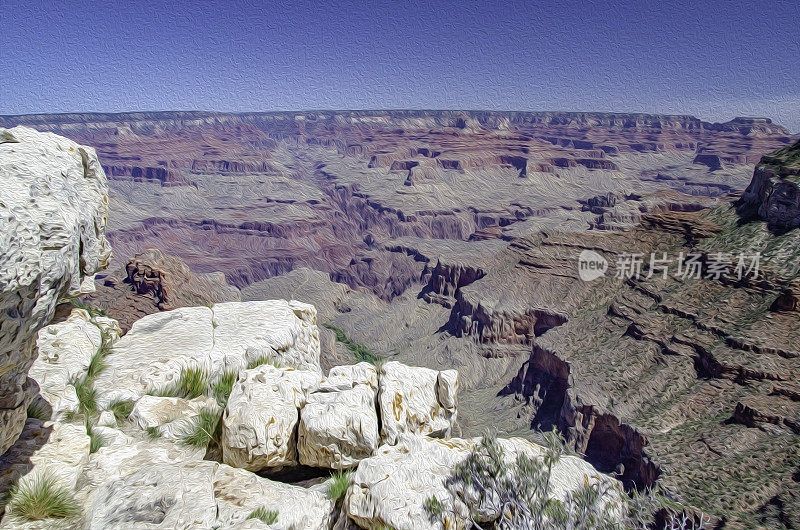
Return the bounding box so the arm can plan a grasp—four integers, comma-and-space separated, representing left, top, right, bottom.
738, 139, 800, 229
30, 308, 119, 420
78, 442, 333, 529
0, 419, 91, 504
298, 383, 379, 469
343, 435, 618, 530
90, 426, 133, 449
92, 300, 321, 408
222, 365, 321, 471
0, 126, 111, 455
320, 362, 379, 392
97, 411, 117, 428
129, 394, 220, 440
378, 362, 458, 445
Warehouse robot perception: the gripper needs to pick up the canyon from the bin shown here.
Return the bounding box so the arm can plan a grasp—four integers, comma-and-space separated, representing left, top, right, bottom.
1, 110, 798, 526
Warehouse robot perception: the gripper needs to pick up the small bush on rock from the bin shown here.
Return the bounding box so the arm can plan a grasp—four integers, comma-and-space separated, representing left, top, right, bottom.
425, 430, 708, 529
247, 506, 278, 524
5, 474, 80, 521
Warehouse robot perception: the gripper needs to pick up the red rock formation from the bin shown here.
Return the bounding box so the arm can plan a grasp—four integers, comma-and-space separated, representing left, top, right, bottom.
85, 248, 241, 331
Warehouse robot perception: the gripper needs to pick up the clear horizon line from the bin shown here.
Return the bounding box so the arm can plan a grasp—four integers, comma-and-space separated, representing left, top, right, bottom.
0, 107, 793, 128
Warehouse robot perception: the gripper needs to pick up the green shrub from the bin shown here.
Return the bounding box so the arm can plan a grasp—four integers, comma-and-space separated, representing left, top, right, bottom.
327, 469, 353, 502
247, 506, 278, 524
425, 430, 706, 529
5, 474, 80, 521
147, 426, 162, 439
180, 407, 222, 448
26, 400, 51, 421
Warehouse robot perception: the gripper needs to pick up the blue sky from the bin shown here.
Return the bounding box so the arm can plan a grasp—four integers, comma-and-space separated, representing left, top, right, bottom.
2, 0, 798, 130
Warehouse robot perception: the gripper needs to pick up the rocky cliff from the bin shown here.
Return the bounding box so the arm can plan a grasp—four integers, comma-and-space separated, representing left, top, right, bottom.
0, 127, 111, 456
0, 300, 622, 529
84, 248, 241, 332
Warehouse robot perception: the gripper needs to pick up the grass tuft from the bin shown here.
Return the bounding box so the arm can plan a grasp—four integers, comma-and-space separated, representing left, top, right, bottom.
6, 474, 80, 521
247, 355, 282, 370
147, 426, 162, 439
69, 299, 107, 318
85, 421, 107, 454
72, 375, 97, 416
26, 400, 51, 421
212, 368, 239, 406
247, 506, 278, 524
327, 469, 353, 502
152, 366, 210, 400
108, 399, 134, 422
66, 328, 114, 424
180, 407, 222, 448
85, 329, 113, 380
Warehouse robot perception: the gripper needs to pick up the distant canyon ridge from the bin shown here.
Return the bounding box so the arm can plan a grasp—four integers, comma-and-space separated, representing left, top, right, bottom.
0, 110, 792, 292
2, 110, 798, 525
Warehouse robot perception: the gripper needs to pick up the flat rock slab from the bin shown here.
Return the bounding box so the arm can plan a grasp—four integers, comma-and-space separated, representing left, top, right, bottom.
92, 300, 321, 408
78, 442, 334, 529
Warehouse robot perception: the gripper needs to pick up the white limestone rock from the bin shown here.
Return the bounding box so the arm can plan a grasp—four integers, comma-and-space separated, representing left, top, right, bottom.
298, 383, 379, 469
90, 425, 132, 448
437, 369, 459, 410
0, 126, 111, 455
97, 410, 117, 428
222, 365, 321, 471
214, 463, 334, 530
29, 308, 118, 420
318, 362, 379, 392
78, 442, 333, 529
92, 300, 321, 409
344, 435, 619, 530
129, 394, 220, 441
378, 362, 458, 445
0, 419, 91, 512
